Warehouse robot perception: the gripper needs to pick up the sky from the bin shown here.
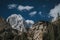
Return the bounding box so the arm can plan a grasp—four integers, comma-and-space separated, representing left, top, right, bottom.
0, 0, 60, 22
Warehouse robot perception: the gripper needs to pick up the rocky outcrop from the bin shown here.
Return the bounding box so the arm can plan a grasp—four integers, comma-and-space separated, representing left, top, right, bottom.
28, 21, 49, 40
0, 17, 28, 40
0, 16, 60, 40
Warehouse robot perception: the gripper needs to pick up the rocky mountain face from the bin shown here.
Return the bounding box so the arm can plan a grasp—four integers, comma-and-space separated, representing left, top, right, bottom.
0, 17, 28, 40
0, 17, 12, 40
0, 15, 60, 40
6, 14, 27, 32
27, 20, 60, 40
28, 21, 49, 40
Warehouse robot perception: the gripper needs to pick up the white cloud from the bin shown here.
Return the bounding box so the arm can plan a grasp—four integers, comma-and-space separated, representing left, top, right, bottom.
18, 5, 34, 11
8, 4, 17, 9
25, 20, 34, 24
8, 4, 34, 11
29, 11, 37, 17
49, 3, 60, 22
39, 11, 42, 15
25, 20, 34, 27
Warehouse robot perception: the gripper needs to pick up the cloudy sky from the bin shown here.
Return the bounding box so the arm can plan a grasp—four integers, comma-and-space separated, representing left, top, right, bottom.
0, 0, 60, 22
